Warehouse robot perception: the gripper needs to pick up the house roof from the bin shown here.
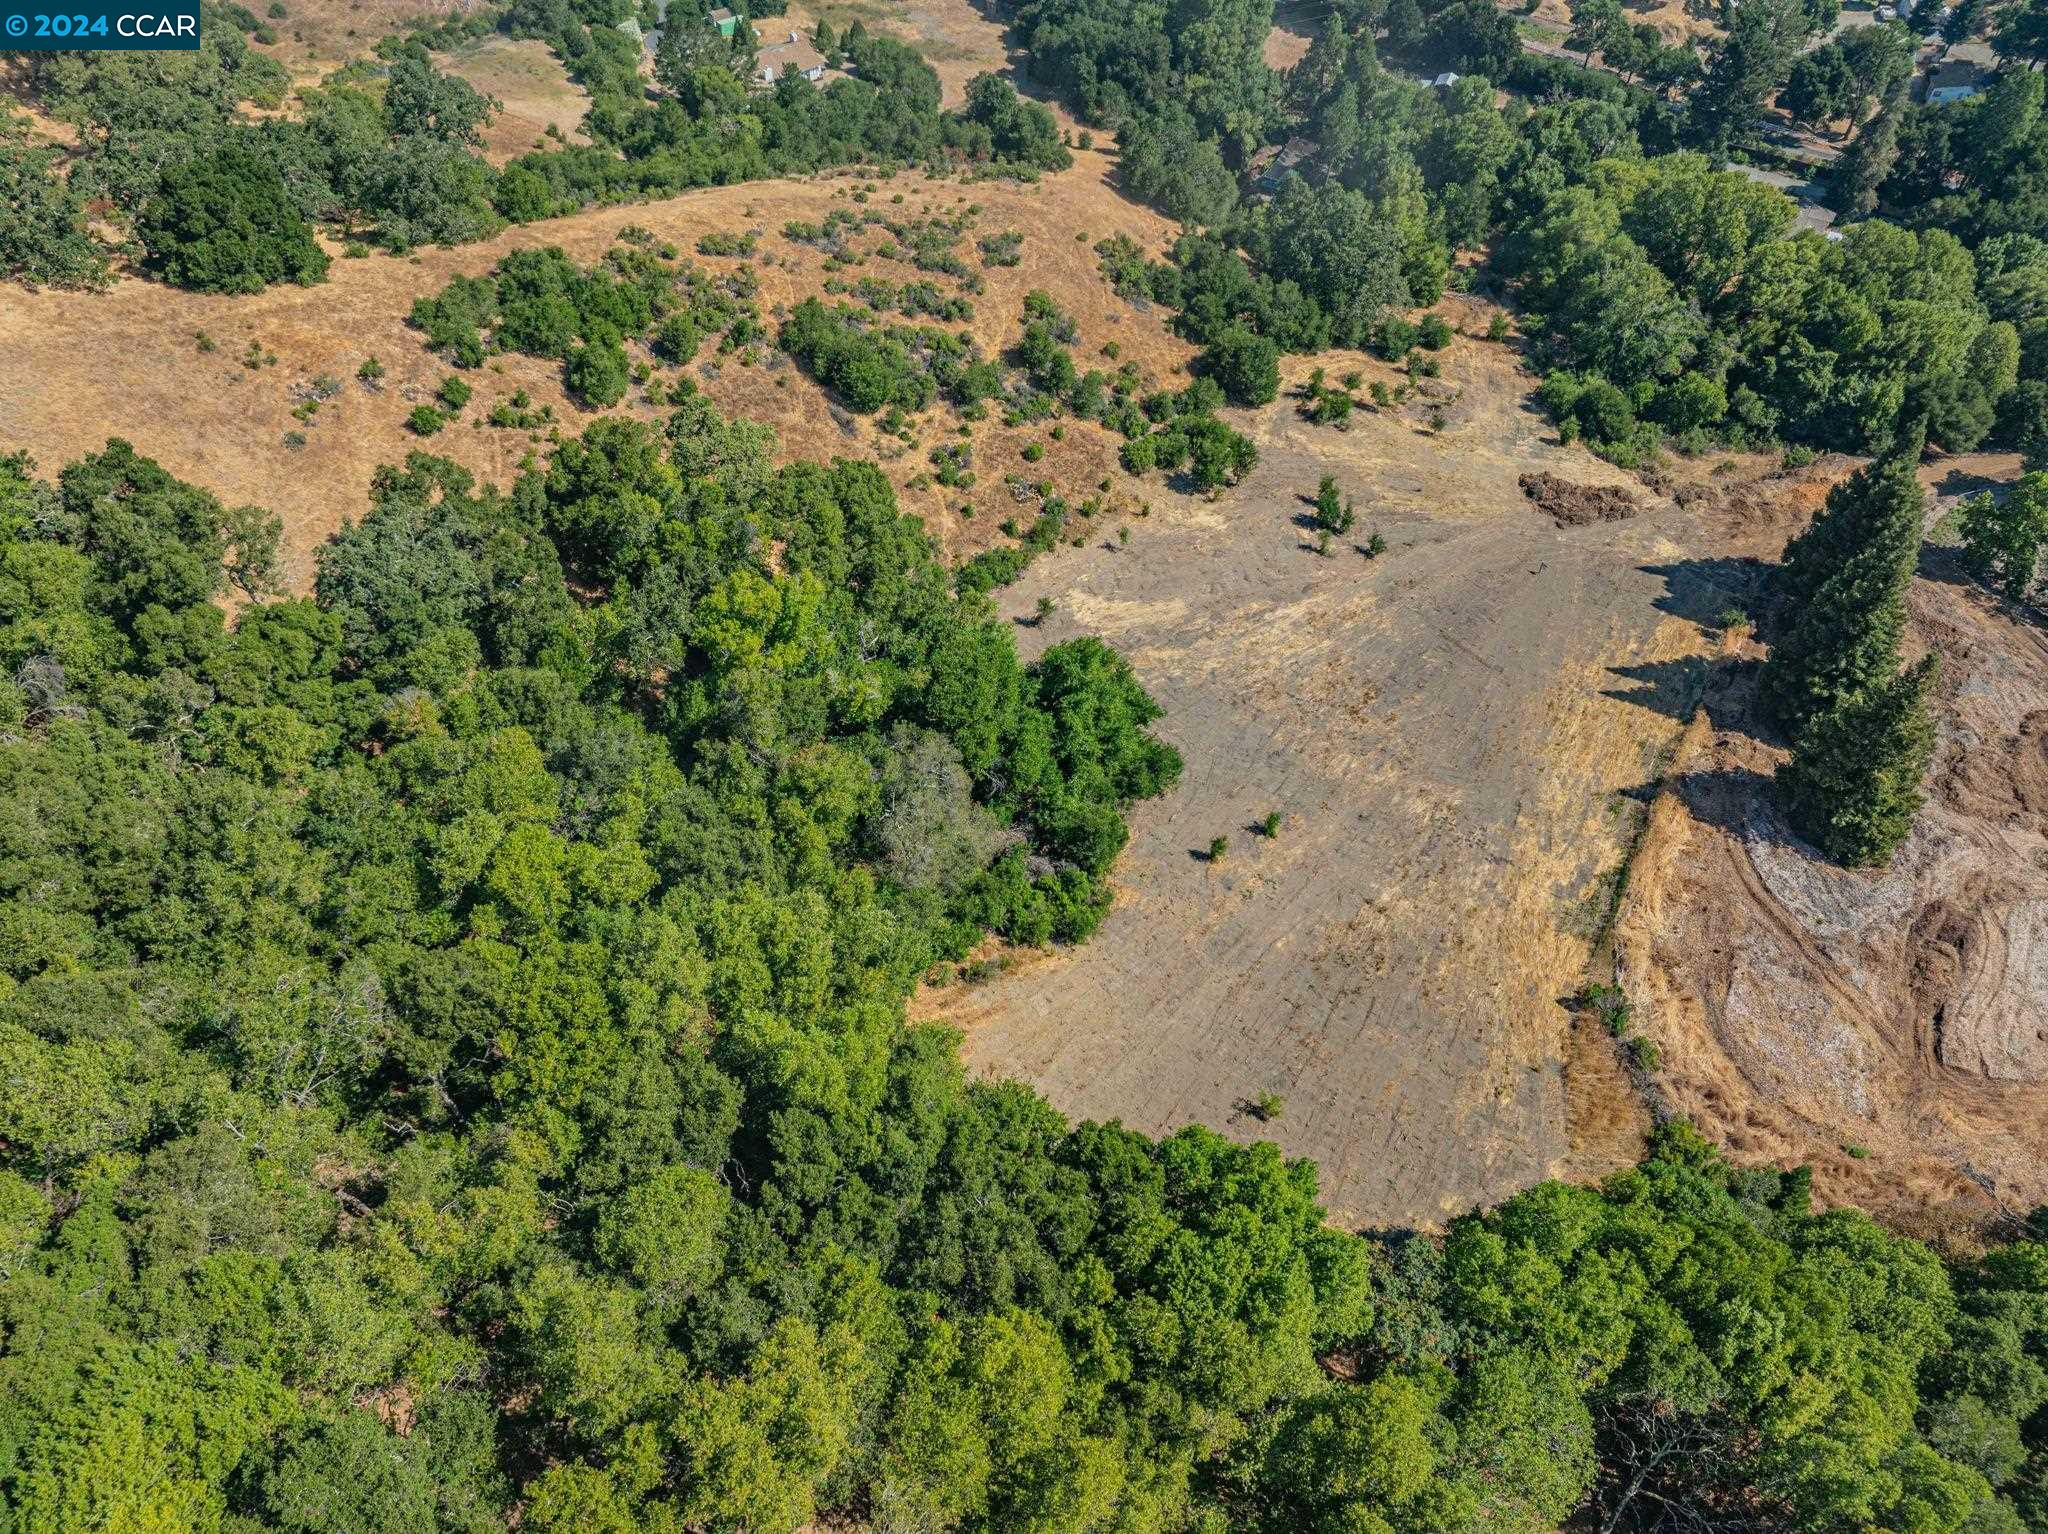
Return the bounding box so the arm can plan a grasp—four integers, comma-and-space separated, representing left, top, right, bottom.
1928, 57, 1993, 92
755, 36, 827, 80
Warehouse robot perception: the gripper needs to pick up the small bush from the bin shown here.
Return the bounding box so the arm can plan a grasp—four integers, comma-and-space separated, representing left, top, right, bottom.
1372, 316, 1418, 361
697, 231, 758, 257
408, 404, 447, 435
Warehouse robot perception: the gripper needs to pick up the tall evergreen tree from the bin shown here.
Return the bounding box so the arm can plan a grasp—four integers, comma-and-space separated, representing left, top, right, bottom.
1780, 654, 1939, 865
1765, 440, 1925, 734
1833, 77, 1904, 218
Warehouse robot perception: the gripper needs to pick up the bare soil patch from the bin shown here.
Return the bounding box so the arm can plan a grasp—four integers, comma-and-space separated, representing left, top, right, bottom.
1614, 455, 2048, 1244
922, 308, 1712, 1229
1264, 22, 1313, 70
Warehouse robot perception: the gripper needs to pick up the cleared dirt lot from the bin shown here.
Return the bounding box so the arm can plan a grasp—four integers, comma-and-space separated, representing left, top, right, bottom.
927, 317, 1706, 1229
1616, 456, 2048, 1243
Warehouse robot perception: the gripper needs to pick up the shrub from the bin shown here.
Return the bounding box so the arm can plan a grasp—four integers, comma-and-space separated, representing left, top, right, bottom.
1203, 326, 1280, 407
437, 376, 473, 410
1372, 316, 1418, 361
1311, 476, 1354, 535
565, 339, 630, 408
407, 404, 446, 435
1418, 313, 1454, 350
1653, 373, 1728, 432
978, 230, 1024, 267
653, 312, 702, 364
697, 231, 758, 257
137, 144, 329, 294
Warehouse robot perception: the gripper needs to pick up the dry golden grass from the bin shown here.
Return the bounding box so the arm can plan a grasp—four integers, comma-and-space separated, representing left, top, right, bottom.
253, 0, 473, 78
0, 150, 1190, 592
1263, 21, 1313, 70
1514, 0, 1722, 49
432, 36, 593, 164
794, 0, 1012, 107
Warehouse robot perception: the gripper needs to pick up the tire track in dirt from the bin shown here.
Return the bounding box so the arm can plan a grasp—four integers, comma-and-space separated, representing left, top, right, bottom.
925, 342, 1716, 1229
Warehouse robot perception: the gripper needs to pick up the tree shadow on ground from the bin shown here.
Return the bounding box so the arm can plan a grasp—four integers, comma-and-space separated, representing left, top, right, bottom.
1603, 656, 1713, 723
1603, 656, 1772, 740
1639, 555, 1772, 629
1929, 462, 2007, 503
1917, 538, 1979, 590
1666, 764, 1802, 848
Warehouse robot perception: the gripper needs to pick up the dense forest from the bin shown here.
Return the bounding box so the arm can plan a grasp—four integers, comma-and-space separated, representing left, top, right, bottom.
2, 399, 2048, 1531
1019, 0, 2048, 466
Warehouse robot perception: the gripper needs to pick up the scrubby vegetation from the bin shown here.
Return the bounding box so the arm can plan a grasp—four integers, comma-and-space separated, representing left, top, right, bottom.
410, 243, 762, 408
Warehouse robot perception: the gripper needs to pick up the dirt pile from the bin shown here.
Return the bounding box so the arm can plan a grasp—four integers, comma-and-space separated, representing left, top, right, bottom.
1519, 471, 1638, 526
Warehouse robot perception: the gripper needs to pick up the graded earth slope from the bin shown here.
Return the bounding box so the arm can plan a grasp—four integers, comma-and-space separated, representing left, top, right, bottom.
1617, 456, 2048, 1241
